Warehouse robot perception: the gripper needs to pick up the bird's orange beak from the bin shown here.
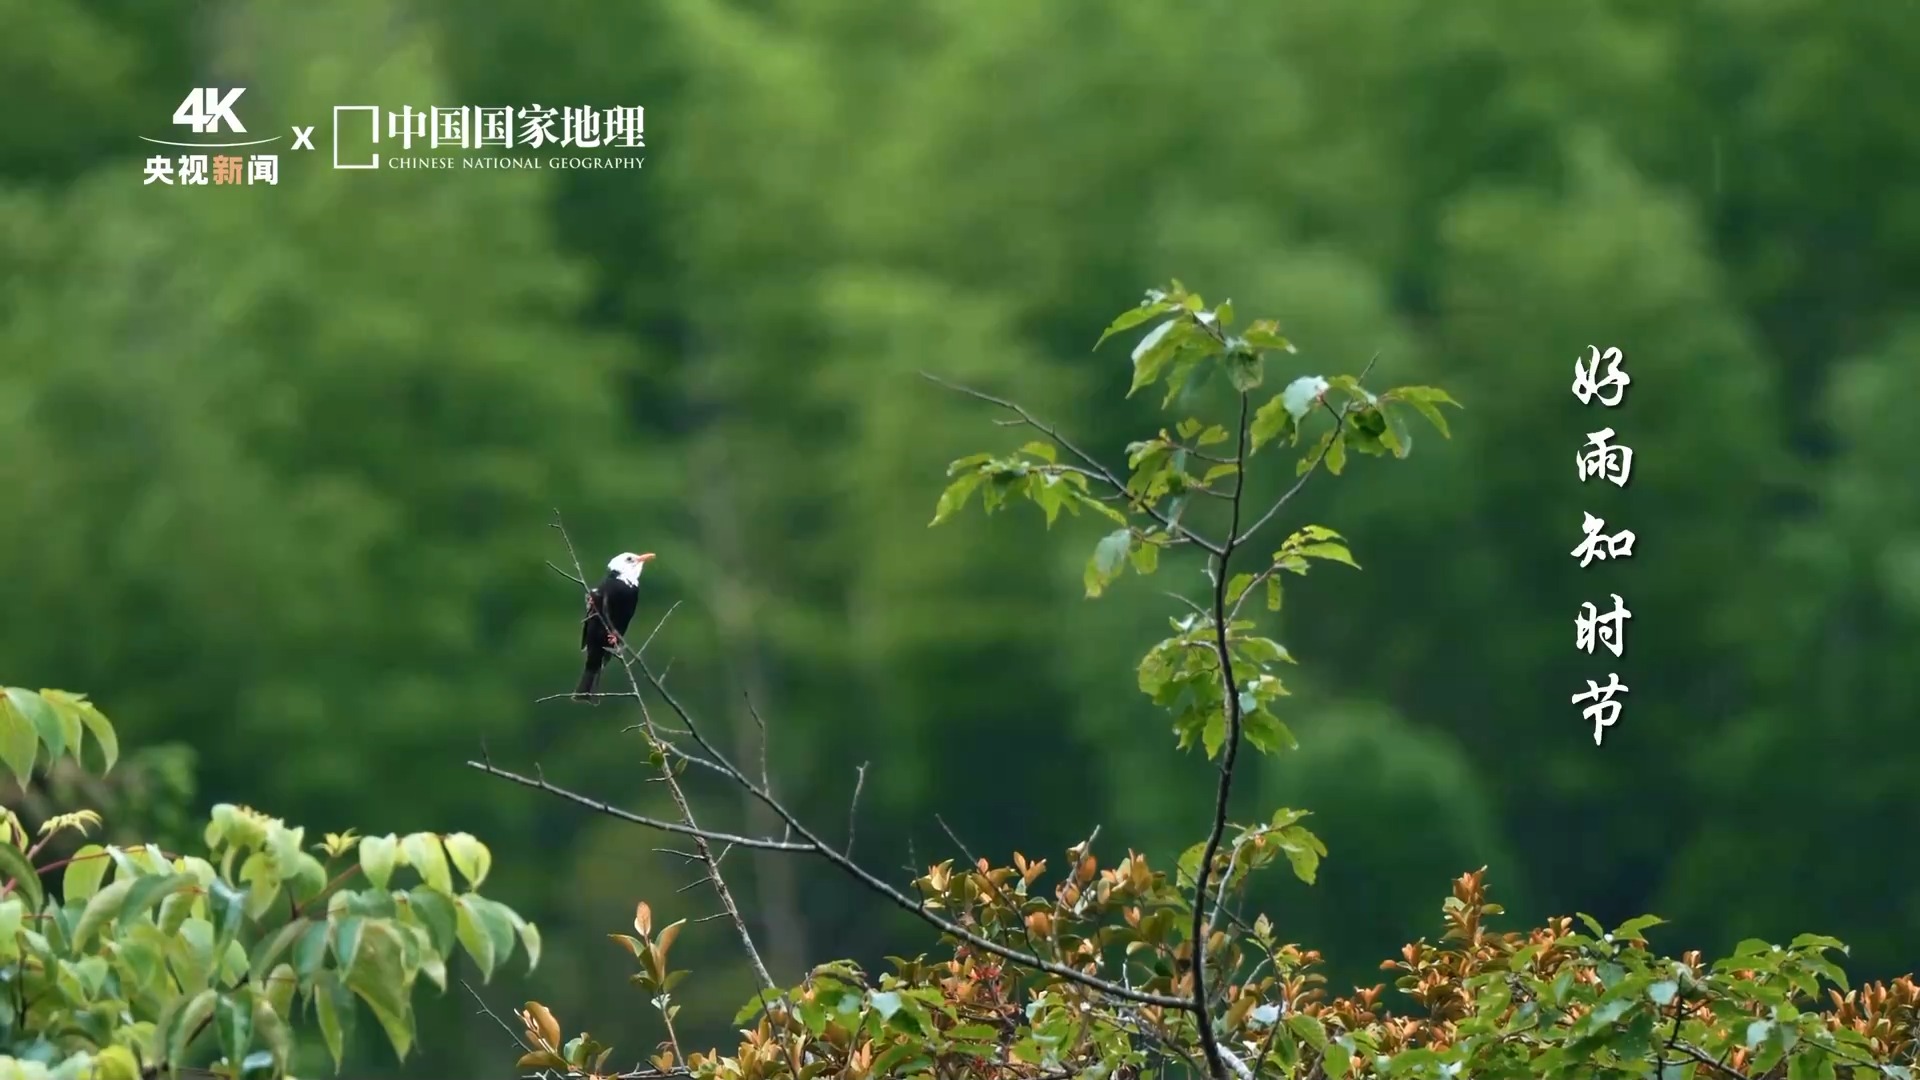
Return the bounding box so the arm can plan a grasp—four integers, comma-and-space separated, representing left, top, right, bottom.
637, 552, 657, 562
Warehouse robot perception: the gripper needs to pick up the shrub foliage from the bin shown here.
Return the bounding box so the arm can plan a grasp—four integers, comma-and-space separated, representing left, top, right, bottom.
0, 687, 536, 1080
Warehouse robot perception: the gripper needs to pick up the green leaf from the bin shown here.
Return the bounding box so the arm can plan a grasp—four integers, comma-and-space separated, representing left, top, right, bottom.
40, 692, 84, 765
358, 834, 399, 891
1290, 541, 1359, 569
1085, 528, 1133, 598
944, 452, 993, 476
1648, 980, 1679, 1006
1225, 348, 1263, 392
442, 833, 492, 890
34, 691, 120, 774
405, 886, 457, 955
72, 878, 134, 949
0, 841, 43, 913
250, 918, 309, 986
239, 852, 282, 921
77, 697, 120, 773
467, 894, 519, 972
1019, 440, 1058, 464
1243, 711, 1297, 755
169, 918, 218, 994
1094, 530, 1130, 574
95, 1045, 141, 1080
1288, 1013, 1329, 1053
1612, 914, 1666, 941
868, 990, 902, 1021
313, 970, 351, 1072
291, 918, 330, 985
1323, 430, 1347, 475
1226, 573, 1256, 605
0, 695, 39, 788
1128, 539, 1159, 575
1275, 824, 1326, 885
5, 688, 63, 761
285, 849, 327, 905
215, 989, 254, 1070
168, 987, 218, 1068
1027, 473, 1069, 526
455, 895, 498, 981
929, 472, 986, 526
116, 872, 196, 933
1127, 319, 1181, 396
1266, 576, 1283, 612
1244, 320, 1294, 353
62, 844, 111, 905
1094, 299, 1173, 349
345, 920, 416, 1061
1201, 709, 1226, 759
253, 989, 293, 1071
1202, 462, 1239, 486
1788, 1050, 1835, 1080
1250, 394, 1296, 452
401, 833, 453, 895
208, 877, 248, 957
331, 912, 365, 975
1387, 385, 1461, 439
519, 920, 542, 972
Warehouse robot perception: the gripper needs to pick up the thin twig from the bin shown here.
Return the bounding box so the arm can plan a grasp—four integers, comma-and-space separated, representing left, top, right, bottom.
463, 761, 810, 851
462, 979, 532, 1055
846, 762, 869, 860
921, 372, 1225, 557
935, 813, 980, 864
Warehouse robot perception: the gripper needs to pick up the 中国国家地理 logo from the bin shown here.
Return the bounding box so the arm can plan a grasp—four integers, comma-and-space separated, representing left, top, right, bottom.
140, 89, 647, 187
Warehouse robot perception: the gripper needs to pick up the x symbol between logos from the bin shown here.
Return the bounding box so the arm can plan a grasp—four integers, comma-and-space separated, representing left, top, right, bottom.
290, 126, 315, 151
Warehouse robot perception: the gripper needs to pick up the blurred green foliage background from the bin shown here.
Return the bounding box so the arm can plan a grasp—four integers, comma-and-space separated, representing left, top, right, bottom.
4, 0, 1918, 1075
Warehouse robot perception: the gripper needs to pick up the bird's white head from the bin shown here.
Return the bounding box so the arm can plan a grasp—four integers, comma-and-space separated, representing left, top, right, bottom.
609, 551, 655, 586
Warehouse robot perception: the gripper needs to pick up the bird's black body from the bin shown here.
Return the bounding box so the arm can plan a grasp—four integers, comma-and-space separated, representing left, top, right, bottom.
574, 567, 641, 703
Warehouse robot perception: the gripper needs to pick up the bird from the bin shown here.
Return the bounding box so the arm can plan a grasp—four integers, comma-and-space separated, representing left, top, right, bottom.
574, 551, 655, 703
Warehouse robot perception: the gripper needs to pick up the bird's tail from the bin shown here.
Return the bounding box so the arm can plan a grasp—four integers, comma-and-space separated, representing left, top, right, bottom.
572, 657, 603, 704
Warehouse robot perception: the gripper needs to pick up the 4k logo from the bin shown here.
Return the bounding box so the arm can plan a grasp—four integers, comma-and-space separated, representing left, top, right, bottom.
172, 88, 247, 134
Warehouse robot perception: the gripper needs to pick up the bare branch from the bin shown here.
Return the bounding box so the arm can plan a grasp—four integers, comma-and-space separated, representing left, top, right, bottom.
846, 762, 869, 860
461, 979, 532, 1056
620, 659, 1195, 1010
638, 600, 683, 655
935, 813, 980, 865
544, 559, 586, 587
601, 594, 782, 1001
1162, 590, 1210, 620
463, 761, 811, 852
